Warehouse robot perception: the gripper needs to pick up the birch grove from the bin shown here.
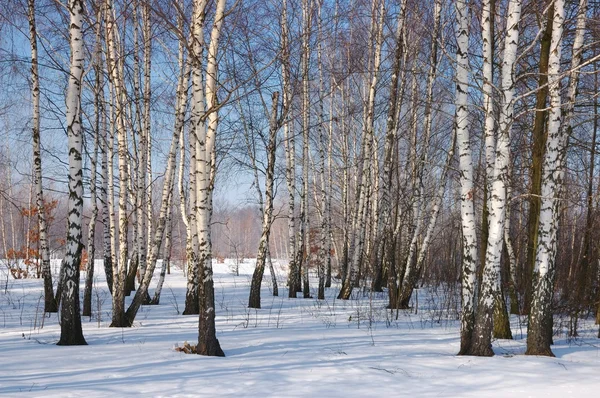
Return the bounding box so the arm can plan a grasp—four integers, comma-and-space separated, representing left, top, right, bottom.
2, 0, 600, 356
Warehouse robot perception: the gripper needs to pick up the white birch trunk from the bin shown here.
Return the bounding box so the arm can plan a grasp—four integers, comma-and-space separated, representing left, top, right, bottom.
469, 0, 522, 356
527, 0, 585, 357
249, 92, 280, 308
143, 3, 153, 262
193, 0, 227, 357
299, 0, 312, 299
280, 0, 299, 297
28, 0, 57, 313
83, 20, 103, 315
151, 189, 173, 305
57, 0, 86, 345
454, 0, 477, 356
106, 0, 129, 327
316, 1, 327, 300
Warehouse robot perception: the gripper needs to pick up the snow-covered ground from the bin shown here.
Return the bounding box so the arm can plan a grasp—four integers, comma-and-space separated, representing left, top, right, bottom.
1, 259, 599, 397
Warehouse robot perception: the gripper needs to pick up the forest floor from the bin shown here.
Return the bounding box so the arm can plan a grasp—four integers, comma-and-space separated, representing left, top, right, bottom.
1, 259, 599, 397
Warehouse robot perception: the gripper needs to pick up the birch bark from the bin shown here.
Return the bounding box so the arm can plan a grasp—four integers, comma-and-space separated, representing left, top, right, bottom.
83, 9, 104, 317
527, 0, 586, 356
193, 0, 227, 356
454, 0, 477, 356
248, 92, 280, 308
57, 0, 87, 346
106, 0, 129, 327
299, 0, 312, 299
28, 0, 57, 313
281, 0, 299, 297
469, 0, 522, 356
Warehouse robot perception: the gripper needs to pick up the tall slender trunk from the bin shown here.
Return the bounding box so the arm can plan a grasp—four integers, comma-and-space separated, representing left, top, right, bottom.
455, 0, 478, 356
182, 12, 201, 315
193, 0, 227, 357
28, 0, 57, 313
106, 0, 129, 328
325, 86, 334, 289
340, 80, 350, 284
524, 2, 554, 315
478, 0, 496, 293
105, 68, 116, 296
468, 0, 522, 357
249, 92, 280, 308
83, 10, 104, 317
316, 2, 327, 300
57, 0, 87, 346
131, 0, 144, 298
505, 167, 520, 315
151, 190, 174, 305
527, 0, 585, 357
184, 119, 200, 315
140, 2, 152, 300
299, 0, 312, 299
281, 0, 298, 298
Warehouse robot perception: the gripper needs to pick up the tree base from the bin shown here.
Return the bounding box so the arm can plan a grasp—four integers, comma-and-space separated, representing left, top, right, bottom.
525, 346, 555, 357
109, 315, 132, 328
57, 337, 87, 346
197, 339, 225, 357
141, 292, 152, 305
462, 345, 494, 357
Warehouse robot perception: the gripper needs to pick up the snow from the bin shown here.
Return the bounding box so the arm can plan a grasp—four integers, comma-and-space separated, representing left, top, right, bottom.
1, 259, 599, 397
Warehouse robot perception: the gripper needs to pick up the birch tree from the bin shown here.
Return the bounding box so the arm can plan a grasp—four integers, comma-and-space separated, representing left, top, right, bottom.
191, 0, 228, 356
454, 0, 478, 356
524, 1, 554, 315
57, 0, 86, 346
28, 0, 56, 313
83, 7, 104, 317
299, 0, 312, 299
105, 0, 129, 327
151, 192, 173, 305
527, 0, 586, 357
281, 0, 300, 298
316, 0, 327, 300
136, 1, 152, 304
468, 0, 522, 357
248, 92, 280, 308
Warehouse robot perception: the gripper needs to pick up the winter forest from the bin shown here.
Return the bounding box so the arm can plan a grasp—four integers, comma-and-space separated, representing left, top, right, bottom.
1, 0, 600, 395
